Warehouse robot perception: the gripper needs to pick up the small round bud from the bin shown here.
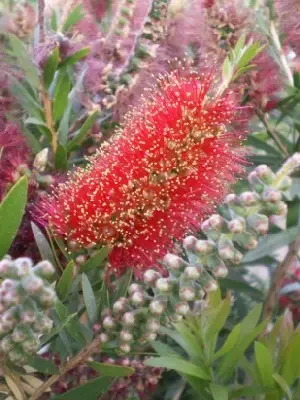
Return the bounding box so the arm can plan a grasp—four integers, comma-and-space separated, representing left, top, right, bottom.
179, 287, 195, 301
130, 291, 145, 305
103, 316, 116, 330
262, 188, 282, 203
247, 214, 269, 234
122, 312, 135, 327
163, 253, 183, 271
34, 261, 55, 279
239, 191, 259, 206
146, 318, 160, 332
12, 328, 27, 343
8, 350, 23, 362
39, 287, 56, 306
35, 317, 53, 333
128, 284, 143, 295
14, 258, 32, 276
204, 280, 218, 292
255, 165, 275, 183
120, 330, 133, 342
149, 300, 166, 315
175, 301, 190, 315
143, 269, 161, 285
0, 337, 14, 352
275, 201, 288, 216
22, 339, 39, 352
184, 266, 201, 280
194, 240, 214, 255
75, 255, 87, 265
225, 193, 239, 205
201, 219, 211, 233
113, 298, 128, 313
232, 250, 243, 265
214, 264, 228, 278
155, 278, 171, 293
143, 332, 157, 342
119, 343, 131, 354
228, 218, 245, 234
22, 275, 44, 295
209, 214, 225, 230
100, 332, 110, 343
0, 259, 14, 276
183, 235, 197, 250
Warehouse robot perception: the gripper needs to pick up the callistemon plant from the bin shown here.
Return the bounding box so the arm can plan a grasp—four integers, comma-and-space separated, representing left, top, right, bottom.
43, 67, 246, 275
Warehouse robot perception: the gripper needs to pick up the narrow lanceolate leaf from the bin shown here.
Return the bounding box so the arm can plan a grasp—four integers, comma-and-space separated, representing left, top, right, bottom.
0, 176, 28, 258
51, 376, 112, 400
59, 48, 90, 69
54, 144, 68, 170
145, 357, 210, 380
62, 5, 84, 33
280, 332, 300, 385
53, 71, 71, 122
80, 247, 110, 273
26, 356, 59, 375
56, 261, 74, 300
82, 273, 98, 323
210, 383, 228, 400
88, 362, 134, 377
43, 47, 60, 89
68, 111, 99, 150
254, 342, 274, 388
31, 222, 58, 269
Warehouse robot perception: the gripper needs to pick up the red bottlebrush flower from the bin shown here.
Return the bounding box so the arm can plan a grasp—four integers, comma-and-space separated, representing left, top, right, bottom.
43, 69, 246, 275
275, 0, 300, 53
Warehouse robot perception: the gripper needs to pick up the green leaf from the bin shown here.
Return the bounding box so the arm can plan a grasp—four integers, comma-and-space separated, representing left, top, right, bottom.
62, 5, 84, 33
112, 268, 133, 301
151, 341, 180, 357
26, 355, 59, 375
8, 34, 40, 88
54, 144, 68, 170
255, 342, 274, 388
0, 176, 28, 258
280, 332, 300, 385
41, 312, 78, 346
25, 118, 52, 143
68, 111, 99, 150
59, 48, 90, 69
214, 324, 241, 360
52, 376, 112, 400
31, 222, 58, 269
205, 293, 231, 338
229, 385, 266, 399
53, 71, 71, 122
82, 273, 98, 323
272, 373, 292, 400
242, 228, 298, 263
222, 56, 232, 83
145, 357, 210, 380
10, 79, 43, 119
210, 383, 228, 400
237, 42, 264, 71
174, 322, 204, 360
159, 327, 197, 360
56, 261, 74, 300
80, 247, 110, 273
43, 47, 60, 89
88, 362, 134, 377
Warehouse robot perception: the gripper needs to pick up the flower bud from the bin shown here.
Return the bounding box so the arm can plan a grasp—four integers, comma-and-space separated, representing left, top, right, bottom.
247, 214, 269, 234
128, 284, 143, 295
33, 148, 49, 172
239, 191, 260, 206
14, 258, 32, 277
119, 343, 131, 354
142, 332, 157, 342
39, 287, 56, 306
100, 332, 110, 343
22, 275, 44, 295
204, 279, 218, 292
228, 217, 246, 234
122, 312, 135, 327
8, 350, 23, 362
143, 269, 161, 285
194, 240, 214, 255
225, 193, 239, 206
131, 290, 145, 305
0, 259, 15, 277
248, 170, 265, 193
255, 165, 275, 184
120, 330, 133, 342
163, 253, 184, 271
21, 311, 36, 324
214, 264, 228, 278
113, 298, 128, 313
103, 316, 116, 330
232, 249, 243, 265
175, 301, 190, 315
34, 261, 56, 279
155, 278, 172, 293
0, 337, 14, 352
149, 300, 166, 315
184, 264, 201, 280
179, 287, 195, 301
275, 202, 288, 216
201, 219, 211, 233
183, 235, 198, 250
12, 328, 27, 343
22, 339, 38, 352
277, 176, 292, 191
209, 214, 225, 230
218, 237, 234, 260
146, 318, 160, 332
262, 188, 282, 203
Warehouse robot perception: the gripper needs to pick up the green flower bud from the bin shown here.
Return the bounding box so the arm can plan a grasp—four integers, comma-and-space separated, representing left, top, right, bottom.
247, 214, 269, 234
262, 188, 282, 203
143, 269, 161, 285
239, 191, 260, 206
179, 287, 195, 301
122, 312, 135, 327
119, 343, 131, 354
149, 300, 166, 315
146, 318, 160, 332
34, 261, 56, 279
120, 330, 133, 342
255, 165, 275, 184
103, 316, 116, 330
194, 240, 215, 255
184, 266, 201, 280
155, 278, 172, 293
175, 301, 190, 315
163, 253, 184, 271
228, 217, 246, 234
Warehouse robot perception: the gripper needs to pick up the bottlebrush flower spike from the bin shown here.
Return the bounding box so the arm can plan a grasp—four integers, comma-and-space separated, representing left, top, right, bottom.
43, 68, 246, 275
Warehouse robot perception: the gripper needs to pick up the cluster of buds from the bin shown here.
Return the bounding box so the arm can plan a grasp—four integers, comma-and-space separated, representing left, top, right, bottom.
41, 353, 162, 400
0, 257, 56, 365
94, 158, 300, 353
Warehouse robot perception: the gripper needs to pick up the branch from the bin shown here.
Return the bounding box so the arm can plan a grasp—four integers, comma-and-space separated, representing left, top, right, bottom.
29, 336, 102, 400
38, 0, 45, 44
255, 108, 289, 157
263, 235, 300, 323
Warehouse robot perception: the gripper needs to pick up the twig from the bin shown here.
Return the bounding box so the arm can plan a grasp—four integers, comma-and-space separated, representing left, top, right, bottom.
42, 89, 58, 154
255, 108, 289, 157
263, 235, 300, 324
38, 0, 45, 44
29, 336, 102, 400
